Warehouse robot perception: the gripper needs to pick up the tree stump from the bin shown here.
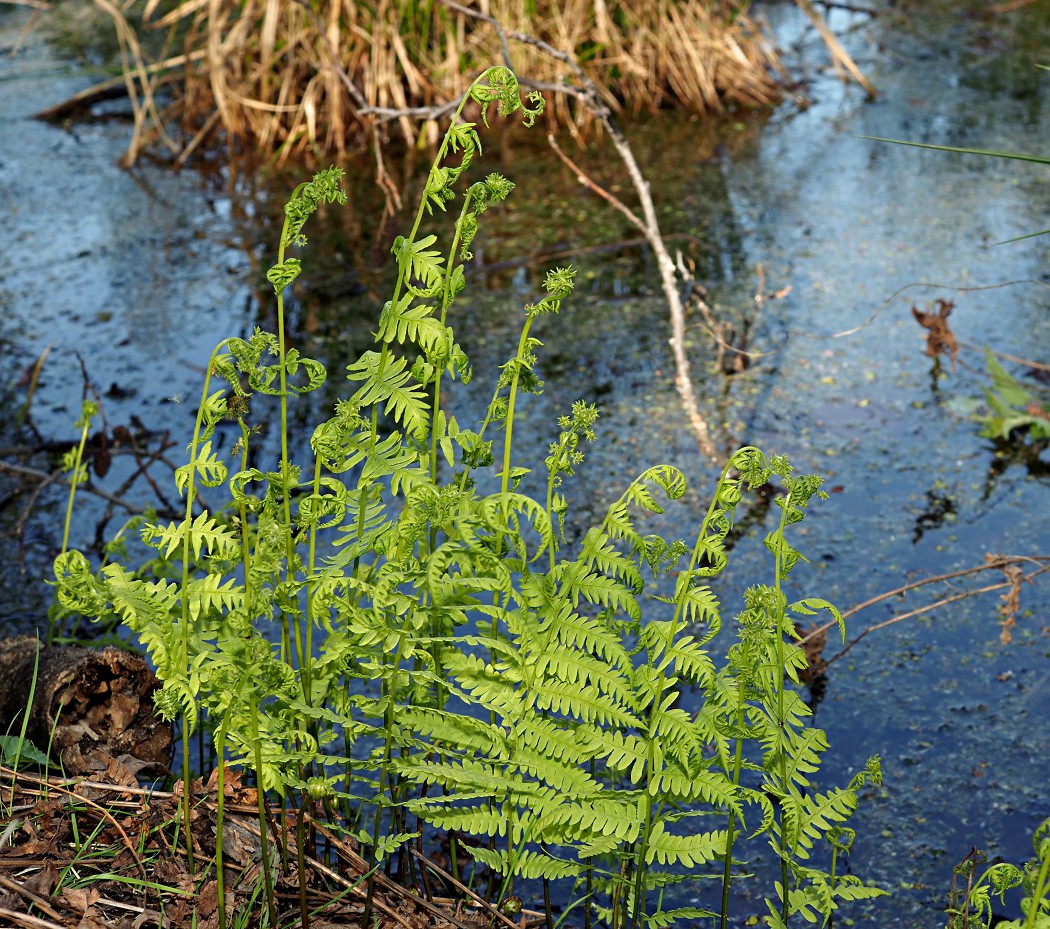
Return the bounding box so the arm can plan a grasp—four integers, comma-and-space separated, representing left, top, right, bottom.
0, 636, 171, 775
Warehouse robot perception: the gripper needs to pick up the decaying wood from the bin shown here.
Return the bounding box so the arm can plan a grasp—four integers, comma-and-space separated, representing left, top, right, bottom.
0, 637, 171, 775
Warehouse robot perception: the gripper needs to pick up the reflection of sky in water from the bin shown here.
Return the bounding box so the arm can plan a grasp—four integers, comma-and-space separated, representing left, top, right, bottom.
2, 1, 1049, 923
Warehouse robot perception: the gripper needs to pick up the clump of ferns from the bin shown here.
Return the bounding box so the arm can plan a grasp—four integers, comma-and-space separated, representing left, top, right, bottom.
50, 64, 884, 929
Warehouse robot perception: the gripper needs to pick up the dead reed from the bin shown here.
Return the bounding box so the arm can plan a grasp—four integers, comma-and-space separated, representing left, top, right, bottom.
76, 0, 788, 166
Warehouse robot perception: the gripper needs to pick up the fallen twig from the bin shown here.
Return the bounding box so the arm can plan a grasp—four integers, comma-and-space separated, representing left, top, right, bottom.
440, 0, 719, 461
800, 555, 1050, 665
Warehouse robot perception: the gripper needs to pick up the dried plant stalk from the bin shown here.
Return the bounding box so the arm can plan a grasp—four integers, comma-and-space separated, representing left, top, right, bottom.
69, 0, 789, 164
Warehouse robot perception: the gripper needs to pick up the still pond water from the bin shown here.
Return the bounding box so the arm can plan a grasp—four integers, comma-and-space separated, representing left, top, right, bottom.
1, 2, 1048, 925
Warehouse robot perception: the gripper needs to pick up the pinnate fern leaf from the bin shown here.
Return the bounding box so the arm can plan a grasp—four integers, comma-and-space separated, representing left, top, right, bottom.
467, 846, 583, 881
101, 563, 179, 628
143, 511, 242, 561
174, 440, 228, 495
347, 352, 430, 441
185, 573, 243, 621
378, 294, 450, 352
645, 824, 728, 868
392, 234, 445, 291
780, 786, 859, 858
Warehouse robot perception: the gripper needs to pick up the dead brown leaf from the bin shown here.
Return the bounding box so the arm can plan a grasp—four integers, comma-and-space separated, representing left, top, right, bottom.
75, 907, 112, 929
912, 298, 958, 369
59, 885, 101, 915
996, 561, 1026, 645
22, 859, 58, 898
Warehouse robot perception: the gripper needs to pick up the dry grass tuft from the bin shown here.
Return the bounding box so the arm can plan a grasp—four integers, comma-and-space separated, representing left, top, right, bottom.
74, 0, 788, 165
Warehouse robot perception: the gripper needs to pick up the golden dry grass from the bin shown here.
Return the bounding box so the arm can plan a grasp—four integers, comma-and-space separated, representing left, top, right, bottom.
88, 0, 788, 165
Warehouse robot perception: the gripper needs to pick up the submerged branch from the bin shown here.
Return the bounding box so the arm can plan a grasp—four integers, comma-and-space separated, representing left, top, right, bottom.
442, 0, 718, 460
801, 555, 1050, 664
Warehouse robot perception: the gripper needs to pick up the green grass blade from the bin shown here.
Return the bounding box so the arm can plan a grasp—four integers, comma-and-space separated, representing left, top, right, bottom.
860, 136, 1050, 165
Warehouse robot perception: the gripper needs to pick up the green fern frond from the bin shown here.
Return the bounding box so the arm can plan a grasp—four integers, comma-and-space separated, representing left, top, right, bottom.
640, 622, 717, 681
665, 574, 721, 627
779, 727, 828, 792
517, 716, 601, 765
532, 649, 635, 708
645, 824, 728, 867
482, 491, 554, 564
534, 679, 641, 728
540, 794, 644, 843
546, 609, 633, 671
407, 802, 508, 837
100, 563, 179, 628
510, 747, 604, 795
779, 785, 859, 858
399, 707, 504, 755
555, 562, 641, 622
347, 352, 431, 441
143, 511, 241, 561
648, 707, 702, 763
174, 439, 228, 495
378, 294, 450, 352
580, 728, 649, 784
445, 652, 526, 718
622, 464, 687, 512
467, 846, 583, 880
789, 596, 845, 642
185, 573, 243, 621
663, 635, 716, 683
425, 541, 513, 605
401, 758, 544, 802
392, 233, 445, 292
577, 527, 644, 593
644, 907, 719, 928
364, 436, 425, 496
648, 766, 740, 815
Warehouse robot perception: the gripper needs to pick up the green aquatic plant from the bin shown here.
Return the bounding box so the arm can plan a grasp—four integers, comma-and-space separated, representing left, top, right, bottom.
53, 65, 881, 928
979, 350, 1050, 443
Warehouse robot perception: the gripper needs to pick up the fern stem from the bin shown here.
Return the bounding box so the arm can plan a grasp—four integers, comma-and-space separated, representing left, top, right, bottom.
544, 430, 573, 571
297, 793, 311, 929
773, 486, 795, 928
250, 702, 278, 928
351, 72, 492, 587
59, 403, 94, 563
304, 456, 325, 701
215, 720, 227, 929
630, 458, 740, 924
177, 339, 233, 874
1025, 842, 1050, 929
500, 319, 534, 503
237, 418, 253, 615
720, 676, 749, 929
428, 192, 474, 488
274, 191, 308, 680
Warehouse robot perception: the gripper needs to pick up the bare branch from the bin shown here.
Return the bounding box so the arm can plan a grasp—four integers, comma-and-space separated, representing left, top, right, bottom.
800, 555, 1050, 666
439, 0, 718, 460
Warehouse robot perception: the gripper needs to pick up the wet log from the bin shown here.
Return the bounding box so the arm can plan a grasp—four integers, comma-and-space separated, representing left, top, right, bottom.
0, 636, 172, 775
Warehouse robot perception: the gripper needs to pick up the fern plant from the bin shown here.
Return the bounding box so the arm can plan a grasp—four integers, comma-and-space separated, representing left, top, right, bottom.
946, 817, 1050, 929
53, 65, 884, 928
